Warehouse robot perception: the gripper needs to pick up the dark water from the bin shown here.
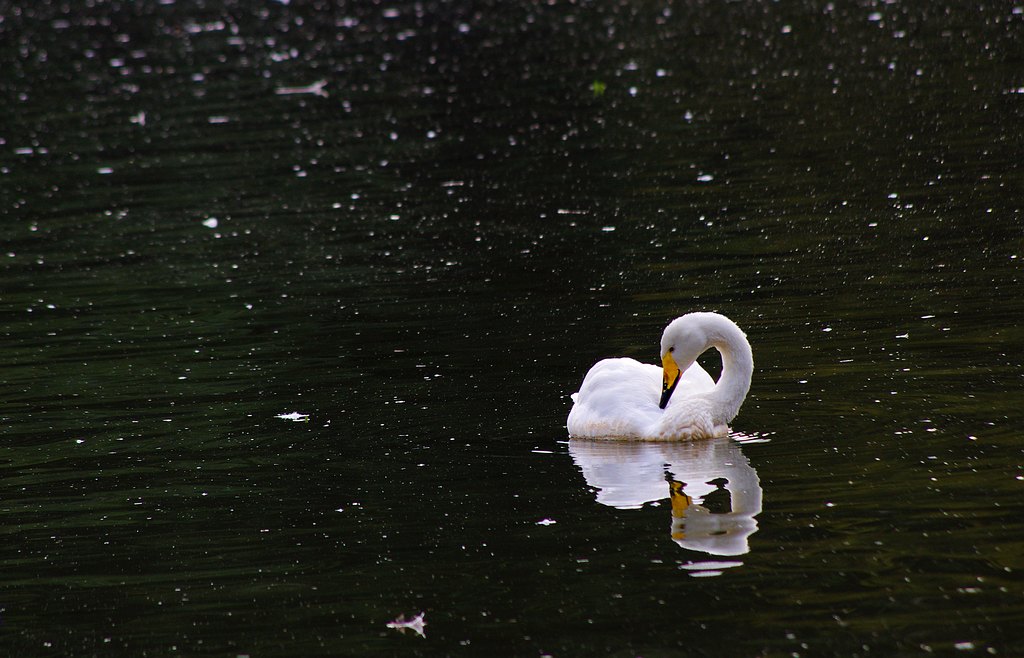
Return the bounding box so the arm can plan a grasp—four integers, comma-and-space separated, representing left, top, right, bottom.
2, 1, 1023, 655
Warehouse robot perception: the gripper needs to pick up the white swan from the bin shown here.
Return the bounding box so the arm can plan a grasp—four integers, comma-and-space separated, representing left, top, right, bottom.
566, 312, 753, 440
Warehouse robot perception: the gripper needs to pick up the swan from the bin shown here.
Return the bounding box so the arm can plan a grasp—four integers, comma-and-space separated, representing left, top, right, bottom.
566, 312, 752, 440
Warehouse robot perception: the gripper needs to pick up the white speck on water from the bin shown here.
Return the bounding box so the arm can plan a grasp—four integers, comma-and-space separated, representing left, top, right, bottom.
601, 226, 616, 232
680, 560, 743, 570
276, 412, 310, 422
954, 641, 975, 651
97, 167, 113, 175
386, 612, 426, 638
202, 218, 219, 228
697, 173, 714, 182
275, 79, 328, 97
679, 560, 742, 578
896, 333, 909, 339
536, 518, 557, 526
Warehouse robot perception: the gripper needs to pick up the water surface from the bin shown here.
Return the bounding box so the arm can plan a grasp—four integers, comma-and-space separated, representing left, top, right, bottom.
2, 1, 1023, 655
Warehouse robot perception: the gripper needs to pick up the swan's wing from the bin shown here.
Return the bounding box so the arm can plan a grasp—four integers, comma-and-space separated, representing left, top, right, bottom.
573, 358, 661, 408
567, 358, 661, 437
567, 358, 719, 438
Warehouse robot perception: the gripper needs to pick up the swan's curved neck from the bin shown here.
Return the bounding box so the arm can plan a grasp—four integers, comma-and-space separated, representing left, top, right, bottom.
704, 319, 753, 423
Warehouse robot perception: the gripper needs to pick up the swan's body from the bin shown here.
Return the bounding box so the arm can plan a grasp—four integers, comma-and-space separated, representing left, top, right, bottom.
566, 312, 752, 441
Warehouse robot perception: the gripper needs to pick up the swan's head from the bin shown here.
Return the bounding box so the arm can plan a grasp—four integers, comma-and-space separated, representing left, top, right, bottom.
658, 315, 709, 409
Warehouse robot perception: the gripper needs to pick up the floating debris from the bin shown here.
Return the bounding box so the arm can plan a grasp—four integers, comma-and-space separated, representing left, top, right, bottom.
275, 412, 310, 422
275, 79, 328, 98
536, 518, 557, 526
386, 612, 426, 637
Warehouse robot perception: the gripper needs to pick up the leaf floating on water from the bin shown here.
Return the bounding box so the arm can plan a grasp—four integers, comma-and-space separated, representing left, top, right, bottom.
275, 412, 310, 422
386, 612, 426, 637
275, 79, 329, 97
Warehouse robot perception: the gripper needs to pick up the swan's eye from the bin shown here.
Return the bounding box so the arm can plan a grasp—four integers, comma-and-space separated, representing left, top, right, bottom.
669, 347, 675, 353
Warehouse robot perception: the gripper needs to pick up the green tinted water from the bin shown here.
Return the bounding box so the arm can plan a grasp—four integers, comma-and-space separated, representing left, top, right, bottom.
2, 1, 1023, 655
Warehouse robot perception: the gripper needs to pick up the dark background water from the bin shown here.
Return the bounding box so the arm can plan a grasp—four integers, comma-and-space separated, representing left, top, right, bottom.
2, 0, 1023, 655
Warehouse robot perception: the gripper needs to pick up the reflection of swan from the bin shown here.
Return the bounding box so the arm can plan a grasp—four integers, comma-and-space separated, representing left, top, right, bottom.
567, 313, 753, 440
568, 437, 762, 558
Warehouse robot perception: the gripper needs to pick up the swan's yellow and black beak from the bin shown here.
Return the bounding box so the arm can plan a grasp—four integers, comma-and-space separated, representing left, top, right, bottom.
669, 479, 691, 540
660, 351, 681, 409
669, 479, 692, 517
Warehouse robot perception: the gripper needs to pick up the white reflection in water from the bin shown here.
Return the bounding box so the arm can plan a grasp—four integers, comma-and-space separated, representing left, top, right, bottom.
569, 436, 762, 564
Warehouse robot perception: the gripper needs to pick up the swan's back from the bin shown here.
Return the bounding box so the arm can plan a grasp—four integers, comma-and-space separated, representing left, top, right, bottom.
567, 357, 716, 439
567, 358, 660, 438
